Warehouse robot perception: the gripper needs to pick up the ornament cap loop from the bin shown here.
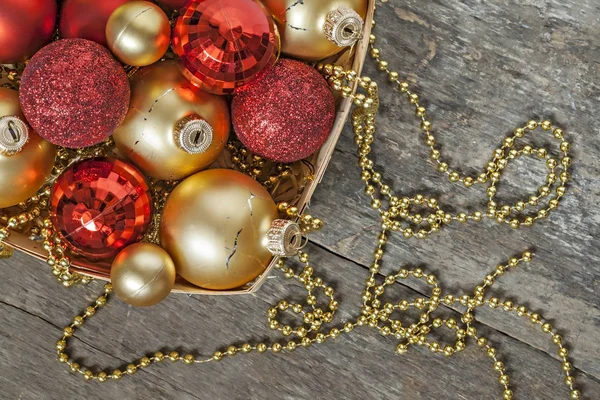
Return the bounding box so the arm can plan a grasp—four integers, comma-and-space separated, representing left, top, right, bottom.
266, 219, 307, 257
174, 115, 214, 155
0, 116, 29, 156
323, 6, 364, 48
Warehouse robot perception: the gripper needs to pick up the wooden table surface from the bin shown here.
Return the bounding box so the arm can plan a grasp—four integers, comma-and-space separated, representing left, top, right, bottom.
1, 1, 599, 399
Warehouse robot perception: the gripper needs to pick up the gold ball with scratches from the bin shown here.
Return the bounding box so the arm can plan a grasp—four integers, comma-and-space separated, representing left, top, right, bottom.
159, 169, 278, 290
113, 61, 230, 181
105, 1, 171, 66
0, 88, 56, 209
262, 0, 368, 61
111, 242, 176, 307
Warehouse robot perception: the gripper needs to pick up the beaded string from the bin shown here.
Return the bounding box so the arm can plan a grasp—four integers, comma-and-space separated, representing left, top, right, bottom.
51, 247, 579, 399
1, 2, 582, 398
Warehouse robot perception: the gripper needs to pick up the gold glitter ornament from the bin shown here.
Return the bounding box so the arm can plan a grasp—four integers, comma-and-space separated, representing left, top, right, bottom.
262, 0, 368, 61
0, 88, 56, 208
159, 169, 278, 290
105, 1, 171, 66
110, 242, 176, 307
113, 61, 230, 181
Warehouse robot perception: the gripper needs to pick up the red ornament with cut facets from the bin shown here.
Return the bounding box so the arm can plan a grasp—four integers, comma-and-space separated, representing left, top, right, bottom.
172, 0, 280, 95
50, 158, 152, 260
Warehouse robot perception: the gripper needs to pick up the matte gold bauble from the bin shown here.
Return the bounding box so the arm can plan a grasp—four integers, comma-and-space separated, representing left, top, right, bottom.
113, 61, 230, 181
0, 88, 56, 209
111, 242, 176, 307
160, 169, 278, 290
262, 0, 368, 61
105, 1, 170, 66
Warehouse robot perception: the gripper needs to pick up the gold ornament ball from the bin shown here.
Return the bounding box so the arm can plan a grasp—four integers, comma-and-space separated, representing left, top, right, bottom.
111, 242, 176, 307
0, 88, 56, 209
113, 61, 230, 181
160, 169, 278, 290
106, 1, 170, 66
262, 0, 368, 61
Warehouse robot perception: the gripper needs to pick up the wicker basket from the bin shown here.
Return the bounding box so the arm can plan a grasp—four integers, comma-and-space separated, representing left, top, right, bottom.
3, 0, 375, 295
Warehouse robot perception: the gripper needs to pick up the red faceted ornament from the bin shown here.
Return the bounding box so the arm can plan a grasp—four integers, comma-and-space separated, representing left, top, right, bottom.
172, 0, 280, 95
232, 59, 335, 162
50, 158, 152, 260
19, 39, 130, 148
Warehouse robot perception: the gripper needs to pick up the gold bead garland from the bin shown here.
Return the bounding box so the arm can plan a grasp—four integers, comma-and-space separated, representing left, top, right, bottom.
52, 248, 580, 398
0, 2, 582, 398
317, 55, 570, 237
0, 63, 24, 90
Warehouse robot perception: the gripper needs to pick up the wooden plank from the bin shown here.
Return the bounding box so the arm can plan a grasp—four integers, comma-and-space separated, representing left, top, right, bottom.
308, 0, 600, 381
1, 247, 599, 399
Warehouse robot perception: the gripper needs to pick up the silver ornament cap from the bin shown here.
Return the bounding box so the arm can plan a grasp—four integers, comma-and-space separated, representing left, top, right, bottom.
174, 114, 214, 155
323, 6, 364, 48
0, 116, 29, 156
266, 219, 306, 257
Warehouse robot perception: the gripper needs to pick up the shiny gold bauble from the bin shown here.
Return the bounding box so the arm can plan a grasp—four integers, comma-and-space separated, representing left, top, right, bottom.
113, 61, 230, 181
262, 0, 368, 61
111, 242, 176, 307
0, 88, 56, 209
160, 169, 278, 290
105, 1, 170, 66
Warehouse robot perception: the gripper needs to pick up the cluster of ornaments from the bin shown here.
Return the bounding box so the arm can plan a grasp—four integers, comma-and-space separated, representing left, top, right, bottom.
0, 0, 368, 306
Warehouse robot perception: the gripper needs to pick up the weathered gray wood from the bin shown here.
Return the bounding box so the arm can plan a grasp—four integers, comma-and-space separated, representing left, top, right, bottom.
1, 0, 599, 398
1, 247, 599, 400
310, 0, 600, 380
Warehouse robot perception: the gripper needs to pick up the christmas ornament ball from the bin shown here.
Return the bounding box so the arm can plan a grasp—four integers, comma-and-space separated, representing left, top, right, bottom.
0, 0, 57, 63
232, 58, 335, 163
156, 0, 188, 11
106, 1, 171, 67
262, 0, 368, 61
60, 0, 132, 46
0, 88, 56, 208
172, 0, 280, 94
160, 169, 278, 290
50, 158, 152, 260
19, 39, 130, 149
111, 242, 176, 307
113, 62, 230, 181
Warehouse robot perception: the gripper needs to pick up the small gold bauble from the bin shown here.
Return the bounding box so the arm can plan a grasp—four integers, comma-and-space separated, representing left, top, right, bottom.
113, 61, 230, 181
111, 242, 176, 307
160, 169, 278, 290
105, 1, 170, 66
0, 88, 56, 208
262, 0, 368, 61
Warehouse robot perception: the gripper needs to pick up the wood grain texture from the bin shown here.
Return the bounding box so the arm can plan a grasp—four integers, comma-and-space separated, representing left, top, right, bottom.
1, 0, 599, 399
308, 0, 600, 381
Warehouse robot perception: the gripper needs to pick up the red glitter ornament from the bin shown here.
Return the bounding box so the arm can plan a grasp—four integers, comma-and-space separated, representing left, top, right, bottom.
59, 0, 132, 46
0, 0, 57, 63
172, 0, 280, 95
232, 59, 335, 163
19, 39, 130, 148
50, 158, 152, 260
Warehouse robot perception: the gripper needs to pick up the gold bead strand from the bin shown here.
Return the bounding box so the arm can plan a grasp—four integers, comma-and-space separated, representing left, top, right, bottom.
465, 250, 581, 398
320, 9, 573, 239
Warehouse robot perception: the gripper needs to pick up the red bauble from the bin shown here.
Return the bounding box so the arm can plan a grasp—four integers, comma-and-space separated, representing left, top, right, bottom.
19, 39, 130, 148
232, 59, 335, 163
59, 0, 132, 46
0, 0, 57, 63
172, 0, 279, 95
50, 158, 152, 260
157, 0, 188, 11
